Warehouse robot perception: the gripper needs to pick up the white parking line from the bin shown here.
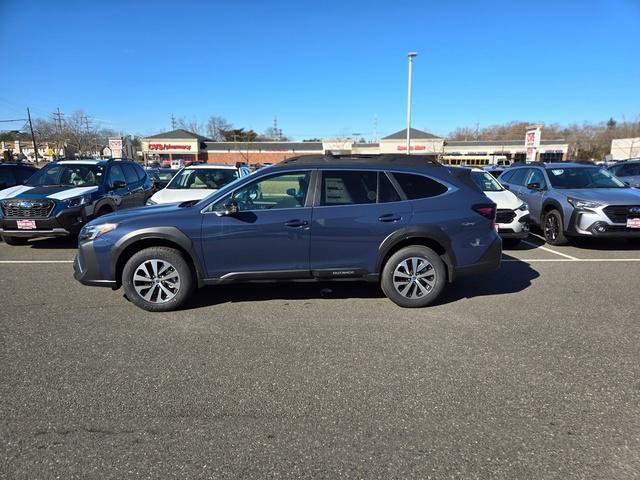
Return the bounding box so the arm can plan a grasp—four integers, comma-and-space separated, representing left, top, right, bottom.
503, 258, 640, 262
521, 240, 579, 260
0, 260, 74, 264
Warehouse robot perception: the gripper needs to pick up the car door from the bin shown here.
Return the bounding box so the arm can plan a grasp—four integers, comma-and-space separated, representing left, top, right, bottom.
520, 168, 547, 223
122, 162, 146, 206
200, 170, 314, 279
106, 164, 132, 209
309, 169, 411, 276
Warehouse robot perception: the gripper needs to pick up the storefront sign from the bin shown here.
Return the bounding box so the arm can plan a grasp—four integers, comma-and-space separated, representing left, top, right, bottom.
148, 143, 192, 151
525, 127, 541, 162
397, 145, 426, 151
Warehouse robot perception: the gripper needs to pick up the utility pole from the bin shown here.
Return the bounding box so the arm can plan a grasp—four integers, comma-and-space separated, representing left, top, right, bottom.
27, 108, 39, 165
52, 107, 64, 158
373, 114, 378, 143
406, 52, 418, 155
171, 114, 177, 130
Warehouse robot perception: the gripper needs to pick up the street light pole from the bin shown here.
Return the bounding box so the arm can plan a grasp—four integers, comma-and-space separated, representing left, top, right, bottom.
406, 52, 417, 155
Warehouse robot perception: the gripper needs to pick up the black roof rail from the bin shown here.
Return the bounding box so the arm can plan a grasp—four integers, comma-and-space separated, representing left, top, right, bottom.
280, 153, 442, 167
573, 160, 596, 165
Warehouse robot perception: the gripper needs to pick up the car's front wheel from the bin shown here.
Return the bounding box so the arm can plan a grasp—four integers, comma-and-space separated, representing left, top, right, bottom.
381, 245, 446, 308
543, 210, 569, 246
1, 235, 29, 246
122, 247, 194, 312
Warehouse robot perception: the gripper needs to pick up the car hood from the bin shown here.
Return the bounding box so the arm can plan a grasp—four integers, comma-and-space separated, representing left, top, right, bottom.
150, 188, 216, 204
483, 189, 523, 209
554, 188, 640, 204
0, 184, 98, 201
90, 203, 192, 226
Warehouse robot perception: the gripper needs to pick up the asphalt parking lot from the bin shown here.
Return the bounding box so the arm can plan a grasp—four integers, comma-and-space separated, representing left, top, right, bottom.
1, 235, 640, 479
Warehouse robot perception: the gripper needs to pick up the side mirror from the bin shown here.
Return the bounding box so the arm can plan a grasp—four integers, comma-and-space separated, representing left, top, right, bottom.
111, 180, 126, 190
221, 200, 239, 216
286, 188, 296, 196
527, 182, 542, 191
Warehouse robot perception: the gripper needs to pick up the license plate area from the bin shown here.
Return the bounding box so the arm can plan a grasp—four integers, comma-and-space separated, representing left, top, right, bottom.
16, 220, 36, 230
627, 218, 640, 228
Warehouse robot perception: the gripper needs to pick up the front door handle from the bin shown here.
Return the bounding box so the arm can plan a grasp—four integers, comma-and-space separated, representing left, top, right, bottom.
378, 214, 401, 222
284, 219, 309, 228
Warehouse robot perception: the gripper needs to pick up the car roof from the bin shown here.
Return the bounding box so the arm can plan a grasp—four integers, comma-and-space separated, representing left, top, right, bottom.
276, 154, 442, 170
0, 163, 36, 167
509, 162, 597, 169
58, 159, 106, 165
183, 164, 237, 170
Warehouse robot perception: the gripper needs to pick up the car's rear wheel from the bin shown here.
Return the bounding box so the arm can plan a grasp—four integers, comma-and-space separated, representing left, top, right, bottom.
543, 210, 569, 246
1, 235, 29, 246
381, 245, 446, 308
122, 247, 194, 312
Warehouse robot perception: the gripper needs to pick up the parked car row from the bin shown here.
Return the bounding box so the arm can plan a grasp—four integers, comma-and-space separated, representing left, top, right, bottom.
2, 155, 640, 313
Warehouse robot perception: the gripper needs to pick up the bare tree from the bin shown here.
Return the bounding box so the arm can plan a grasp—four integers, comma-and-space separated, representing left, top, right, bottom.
175, 117, 205, 136
207, 116, 232, 141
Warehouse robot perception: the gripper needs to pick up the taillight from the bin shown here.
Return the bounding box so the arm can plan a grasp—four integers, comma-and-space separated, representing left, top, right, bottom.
473, 204, 496, 221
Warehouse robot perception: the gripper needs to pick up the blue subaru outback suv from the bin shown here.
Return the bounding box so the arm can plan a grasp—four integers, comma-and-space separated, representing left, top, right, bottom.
74, 154, 502, 311
0, 159, 153, 245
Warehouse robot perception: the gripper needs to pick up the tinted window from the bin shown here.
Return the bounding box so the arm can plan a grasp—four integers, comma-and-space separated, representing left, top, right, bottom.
168, 168, 238, 190
321, 171, 378, 206
122, 163, 139, 185
526, 168, 547, 188
507, 168, 530, 186
379, 172, 401, 203
546, 167, 626, 189
615, 164, 640, 176
26, 163, 104, 187
0, 167, 16, 188
107, 165, 126, 187
16, 167, 36, 183
133, 163, 147, 181
231, 171, 311, 211
499, 170, 515, 183
471, 171, 503, 192
392, 172, 448, 199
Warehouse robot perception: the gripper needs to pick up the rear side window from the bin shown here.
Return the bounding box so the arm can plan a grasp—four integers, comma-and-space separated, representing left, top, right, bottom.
122, 163, 139, 185
379, 172, 401, 203
507, 168, 529, 186
391, 172, 448, 199
321, 171, 378, 205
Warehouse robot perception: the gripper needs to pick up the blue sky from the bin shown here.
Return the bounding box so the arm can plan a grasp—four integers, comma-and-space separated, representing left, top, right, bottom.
1, 0, 639, 140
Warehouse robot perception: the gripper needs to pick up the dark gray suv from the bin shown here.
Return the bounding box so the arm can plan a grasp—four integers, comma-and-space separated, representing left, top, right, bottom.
498, 162, 640, 245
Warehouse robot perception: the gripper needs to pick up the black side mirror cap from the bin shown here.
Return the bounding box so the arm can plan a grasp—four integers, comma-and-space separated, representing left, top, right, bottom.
111, 180, 126, 190
527, 182, 542, 190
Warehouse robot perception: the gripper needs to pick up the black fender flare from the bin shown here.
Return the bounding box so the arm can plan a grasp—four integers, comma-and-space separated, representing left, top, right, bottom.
541, 199, 564, 225
376, 225, 457, 282
110, 226, 205, 284
92, 197, 117, 216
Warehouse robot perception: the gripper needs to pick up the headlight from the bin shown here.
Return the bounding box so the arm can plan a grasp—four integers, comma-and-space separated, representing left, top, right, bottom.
78, 223, 117, 242
65, 195, 93, 208
567, 198, 603, 210
517, 202, 529, 211
146, 198, 157, 205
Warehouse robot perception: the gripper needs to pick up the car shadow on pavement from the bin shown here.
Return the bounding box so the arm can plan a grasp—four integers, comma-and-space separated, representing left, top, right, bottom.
21, 237, 78, 250
186, 254, 539, 309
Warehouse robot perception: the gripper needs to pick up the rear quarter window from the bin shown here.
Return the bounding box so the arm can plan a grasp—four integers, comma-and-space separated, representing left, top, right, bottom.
391, 172, 448, 199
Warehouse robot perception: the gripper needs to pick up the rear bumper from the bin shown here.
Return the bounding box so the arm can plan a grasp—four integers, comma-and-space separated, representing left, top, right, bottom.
452, 236, 502, 280
73, 240, 117, 288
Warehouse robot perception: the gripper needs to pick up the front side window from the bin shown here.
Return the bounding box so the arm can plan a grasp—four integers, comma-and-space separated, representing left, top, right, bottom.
471, 171, 503, 192
122, 163, 139, 185
391, 172, 448, 199
107, 165, 126, 187
507, 168, 530, 186
26, 163, 104, 187
546, 167, 627, 189
229, 171, 312, 211
526, 169, 547, 188
168, 168, 238, 190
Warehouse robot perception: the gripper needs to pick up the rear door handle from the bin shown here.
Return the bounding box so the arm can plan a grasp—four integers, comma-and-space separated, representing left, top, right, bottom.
284, 219, 309, 228
378, 214, 401, 222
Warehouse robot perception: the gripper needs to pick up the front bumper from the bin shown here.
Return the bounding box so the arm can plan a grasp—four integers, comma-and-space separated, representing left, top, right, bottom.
498, 211, 530, 239
0, 205, 88, 239
73, 240, 117, 288
566, 208, 640, 238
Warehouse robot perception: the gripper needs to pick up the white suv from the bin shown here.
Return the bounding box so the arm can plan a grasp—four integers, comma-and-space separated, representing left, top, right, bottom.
146, 164, 251, 205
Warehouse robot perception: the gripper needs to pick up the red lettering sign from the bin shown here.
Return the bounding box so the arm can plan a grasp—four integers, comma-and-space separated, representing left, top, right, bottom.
397, 145, 426, 151
148, 143, 192, 151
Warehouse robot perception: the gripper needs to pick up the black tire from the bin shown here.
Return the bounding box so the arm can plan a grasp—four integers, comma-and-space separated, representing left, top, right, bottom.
122, 247, 195, 312
381, 245, 446, 308
543, 209, 569, 246
502, 238, 522, 248
1, 235, 29, 246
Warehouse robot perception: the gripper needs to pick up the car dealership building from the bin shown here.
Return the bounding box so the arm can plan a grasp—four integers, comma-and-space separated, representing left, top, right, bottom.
141, 128, 569, 166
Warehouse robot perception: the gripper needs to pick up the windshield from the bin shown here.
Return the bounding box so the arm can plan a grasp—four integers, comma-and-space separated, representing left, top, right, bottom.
471, 171, 503, 191
546, 167, 627, 189
25, 163, 104, 187
167, 168, 238, 190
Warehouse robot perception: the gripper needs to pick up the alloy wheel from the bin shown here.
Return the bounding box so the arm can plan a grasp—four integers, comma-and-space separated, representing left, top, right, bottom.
392, 257, 436, 299
545, 215, 558, 241
132, 259, 181, 303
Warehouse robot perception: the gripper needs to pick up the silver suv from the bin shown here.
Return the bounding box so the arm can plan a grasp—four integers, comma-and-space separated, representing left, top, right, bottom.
498, 162, 640, 245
